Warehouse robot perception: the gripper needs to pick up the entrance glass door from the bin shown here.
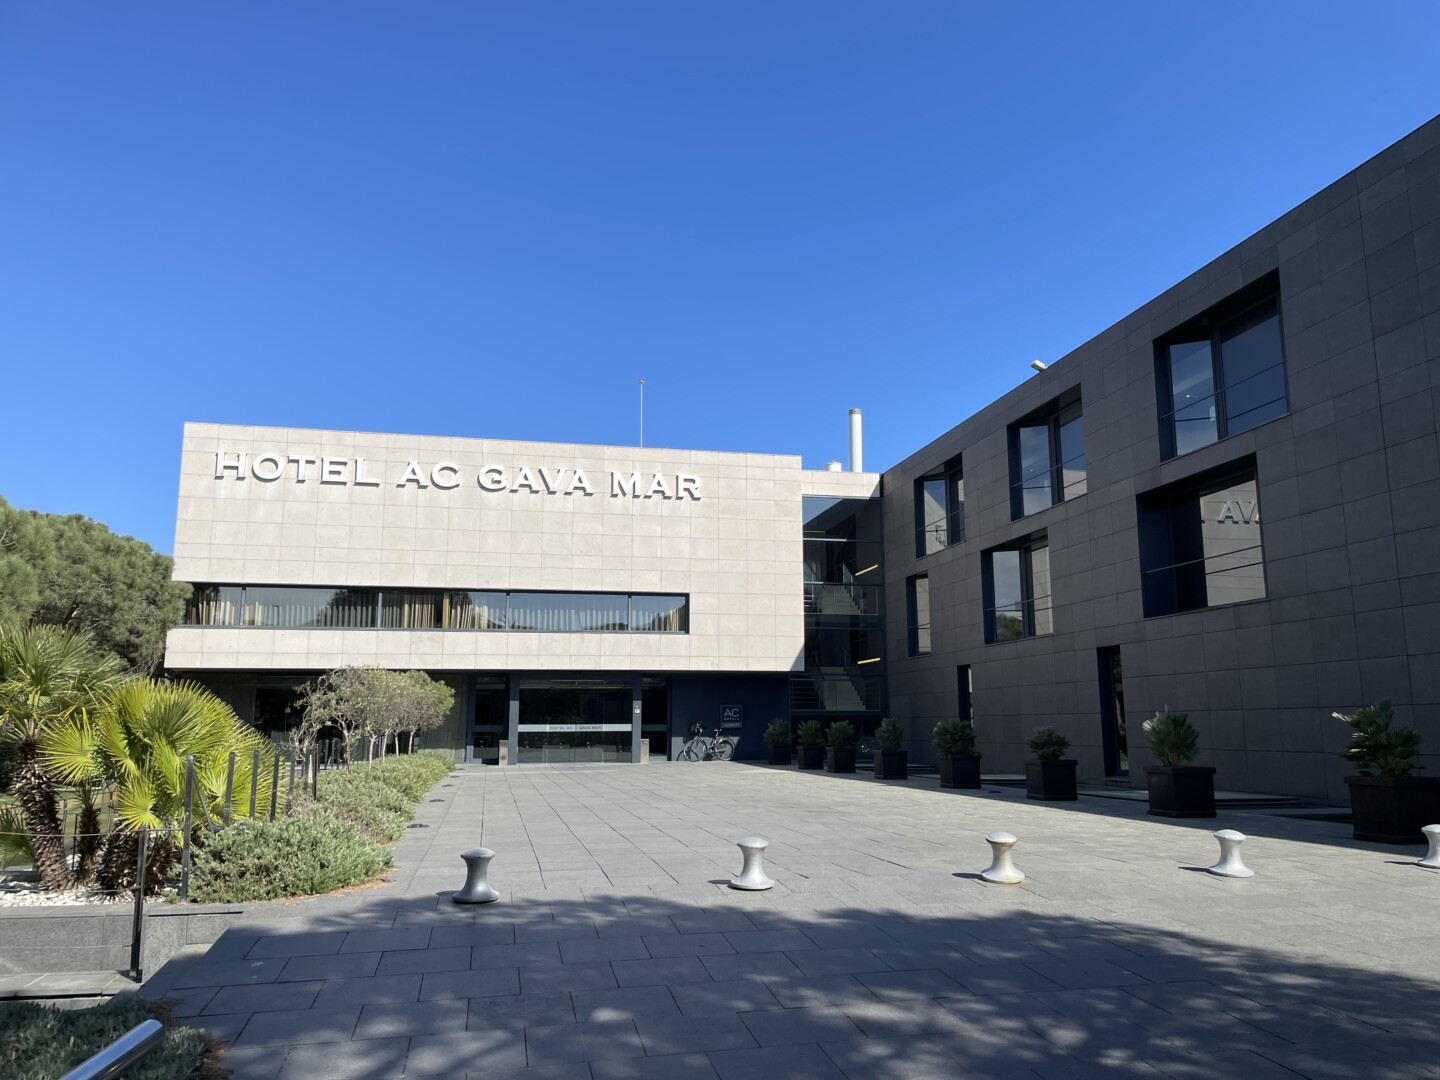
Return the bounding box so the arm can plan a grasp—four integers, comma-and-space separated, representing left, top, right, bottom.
471, 676, 507, 764
517, 677, 633, 763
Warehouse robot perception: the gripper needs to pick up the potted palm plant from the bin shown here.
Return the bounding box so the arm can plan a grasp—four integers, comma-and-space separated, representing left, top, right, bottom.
796, 719, 825, 770
1024, 727, 1077, 800
873, 718, 908, 780
933, 720, 981, 789
764, 718, 792, 766
825, 720, 858, 773
1142, 709, 1215, 817
1337, 700, 1439, 843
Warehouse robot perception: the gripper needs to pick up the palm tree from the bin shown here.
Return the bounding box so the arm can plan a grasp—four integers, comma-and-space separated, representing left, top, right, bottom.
0, 625, 124, 890
44, 678, 279, 892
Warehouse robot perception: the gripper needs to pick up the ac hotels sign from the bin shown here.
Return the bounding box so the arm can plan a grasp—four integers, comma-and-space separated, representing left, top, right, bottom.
213, 452, 702, 500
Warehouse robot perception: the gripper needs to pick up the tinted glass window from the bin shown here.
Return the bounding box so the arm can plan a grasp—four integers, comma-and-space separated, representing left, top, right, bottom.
1168, 340, 1217, 454
1017, 426, 1052, 515
186, 585, 242, 625
990, 550, 1024, 640
918, 476, 948, 555
630, 595, 688, 632
1057, 407, 1086, 501
242, 587, 376, 628
907, 575, 931, 656
446, 591, 508, 629
508, 593, 629, 632
1220, 308, 1286, 434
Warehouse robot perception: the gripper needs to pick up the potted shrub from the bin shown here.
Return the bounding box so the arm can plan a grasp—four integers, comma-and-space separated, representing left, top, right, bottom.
1337, 701, 1440, 844
873, 718, 908, 780
825, 720, 858, 773
796, 719, 826, 770
1024, 727, 1077, 801
1141, 709, 1215, 818
933, 720, 981, 789
763, 718, 792, 766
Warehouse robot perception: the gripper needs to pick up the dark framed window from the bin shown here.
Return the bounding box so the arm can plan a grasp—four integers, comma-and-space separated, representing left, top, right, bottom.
982, 534, 1052, 642
1008, 390, 1085, 520
914, 454, 965, 557
906, 575, 931, 656
1137, 459, 1266, 617
957, 665, 972, 723
184, 586, 688, 632
1155, 273, 1286, 459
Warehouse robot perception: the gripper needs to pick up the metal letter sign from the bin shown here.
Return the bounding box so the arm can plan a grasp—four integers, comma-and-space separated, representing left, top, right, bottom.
721, 705, 743, 729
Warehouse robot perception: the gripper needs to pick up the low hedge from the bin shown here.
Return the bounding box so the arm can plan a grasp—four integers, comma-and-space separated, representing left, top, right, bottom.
187, 810, 393, 903
0, 995, 213, 1080
348, 752, 453, 801
184, 751, 451, 904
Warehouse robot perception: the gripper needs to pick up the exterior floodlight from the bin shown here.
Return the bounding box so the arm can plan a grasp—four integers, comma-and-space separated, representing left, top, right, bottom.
1030, 360, 1048, 372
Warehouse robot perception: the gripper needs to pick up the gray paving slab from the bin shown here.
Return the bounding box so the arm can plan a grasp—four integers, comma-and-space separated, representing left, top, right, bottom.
159, 762, 1440, 1080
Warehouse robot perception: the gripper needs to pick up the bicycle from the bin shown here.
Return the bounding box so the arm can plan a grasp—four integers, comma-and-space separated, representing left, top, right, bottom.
678, 724, 736, 761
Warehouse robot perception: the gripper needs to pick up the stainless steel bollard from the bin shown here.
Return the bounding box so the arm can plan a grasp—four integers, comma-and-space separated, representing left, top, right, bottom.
453, 848, 501, 904
980, 832, 1024, 884
1207, 829, 1254, 878
730, 836, 775, 891
1420, 825, 1440, 870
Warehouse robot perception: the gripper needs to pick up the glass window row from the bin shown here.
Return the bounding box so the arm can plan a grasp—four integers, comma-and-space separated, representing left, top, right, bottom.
185, 585, 688, 633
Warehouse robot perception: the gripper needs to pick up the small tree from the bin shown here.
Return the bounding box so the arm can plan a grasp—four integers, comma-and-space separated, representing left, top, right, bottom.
393, 671, 455, 754
796, 719, 825, 746
875, 718, 906, 752
1142, 709, 1199, 767
1335, 700, 1422, 778
763, 718, 790, 745
298, 667, 393, 766
1026, 727, 1070, 760
933, 720, 978, 757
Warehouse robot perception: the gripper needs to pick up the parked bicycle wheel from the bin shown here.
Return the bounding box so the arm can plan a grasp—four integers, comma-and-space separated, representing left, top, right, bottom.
678, 738, 706, 762
711, 737, 736, 761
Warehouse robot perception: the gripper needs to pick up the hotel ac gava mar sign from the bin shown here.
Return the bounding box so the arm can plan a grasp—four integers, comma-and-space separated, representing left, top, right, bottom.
212, 452, 702, 500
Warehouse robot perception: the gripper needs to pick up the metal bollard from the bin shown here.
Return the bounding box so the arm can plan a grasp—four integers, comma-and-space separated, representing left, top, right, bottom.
453, 848, 501, 904
1207, 829, 1254, 878
1420, 825, 1440, 870
730, 836, 775, 891
980, 832, 1024, 884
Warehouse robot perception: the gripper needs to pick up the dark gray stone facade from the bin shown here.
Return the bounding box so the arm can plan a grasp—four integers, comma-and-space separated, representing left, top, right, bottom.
882, 114, 1440, 803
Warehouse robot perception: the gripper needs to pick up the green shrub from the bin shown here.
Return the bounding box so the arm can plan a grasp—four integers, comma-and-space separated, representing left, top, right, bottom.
1025, 726, 1070, 760
796, 719, 825, 746
1142, 709, 1199, 767
875, 718, 906, 752
348, 752, 454, 801
763, 718, 791, 745
933, 720, 978, 756
0, 995, 210, 1080
313, 774, 412, 842
826, 720, 858, 749
1334, 700, 1422, 777
187, 811, 393, 903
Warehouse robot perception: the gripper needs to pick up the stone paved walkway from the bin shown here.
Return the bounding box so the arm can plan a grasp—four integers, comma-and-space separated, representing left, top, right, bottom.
140, 762, 1440, 1080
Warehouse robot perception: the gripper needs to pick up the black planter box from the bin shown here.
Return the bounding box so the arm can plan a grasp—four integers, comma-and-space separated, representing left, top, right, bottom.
767, 743, 791, 766
825, 746, 856, 773
874, 749, 908, 780
1345, 775, 1440, 844
939, 754, 981, 789
1145, 765, 1216, 818
797, 745, 825, 770
1025, 759, 1078, 800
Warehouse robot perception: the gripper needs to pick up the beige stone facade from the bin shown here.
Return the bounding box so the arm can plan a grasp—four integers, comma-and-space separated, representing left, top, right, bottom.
165, 422, 877, 675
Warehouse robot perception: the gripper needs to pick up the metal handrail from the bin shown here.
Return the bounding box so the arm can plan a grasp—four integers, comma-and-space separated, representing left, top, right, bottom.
58, 1019, 164, 1080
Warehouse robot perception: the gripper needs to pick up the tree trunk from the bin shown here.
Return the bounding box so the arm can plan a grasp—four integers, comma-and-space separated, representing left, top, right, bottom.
12, 741, 73, 892
73, 796, 103, 885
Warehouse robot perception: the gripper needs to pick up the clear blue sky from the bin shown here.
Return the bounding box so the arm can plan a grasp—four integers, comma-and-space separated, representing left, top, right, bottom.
2, 2, 1436, 554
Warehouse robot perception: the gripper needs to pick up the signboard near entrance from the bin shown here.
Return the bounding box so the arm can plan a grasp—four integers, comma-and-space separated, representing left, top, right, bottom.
720, 705, 743, 729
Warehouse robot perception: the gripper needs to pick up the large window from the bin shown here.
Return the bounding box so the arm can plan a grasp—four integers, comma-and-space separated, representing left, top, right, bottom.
793, 495, 886, 725
1156, 275, 1286, 459
983, 535, 1052, 642
914, 455, 965, 557
1009, 390, 1086, 519
185, 586, 687, 632
906, 575, 931, 656
1138, 462, 1266, 617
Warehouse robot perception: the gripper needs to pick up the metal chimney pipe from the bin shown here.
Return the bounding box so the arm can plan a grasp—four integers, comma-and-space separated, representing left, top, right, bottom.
849, 409, 863, 472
